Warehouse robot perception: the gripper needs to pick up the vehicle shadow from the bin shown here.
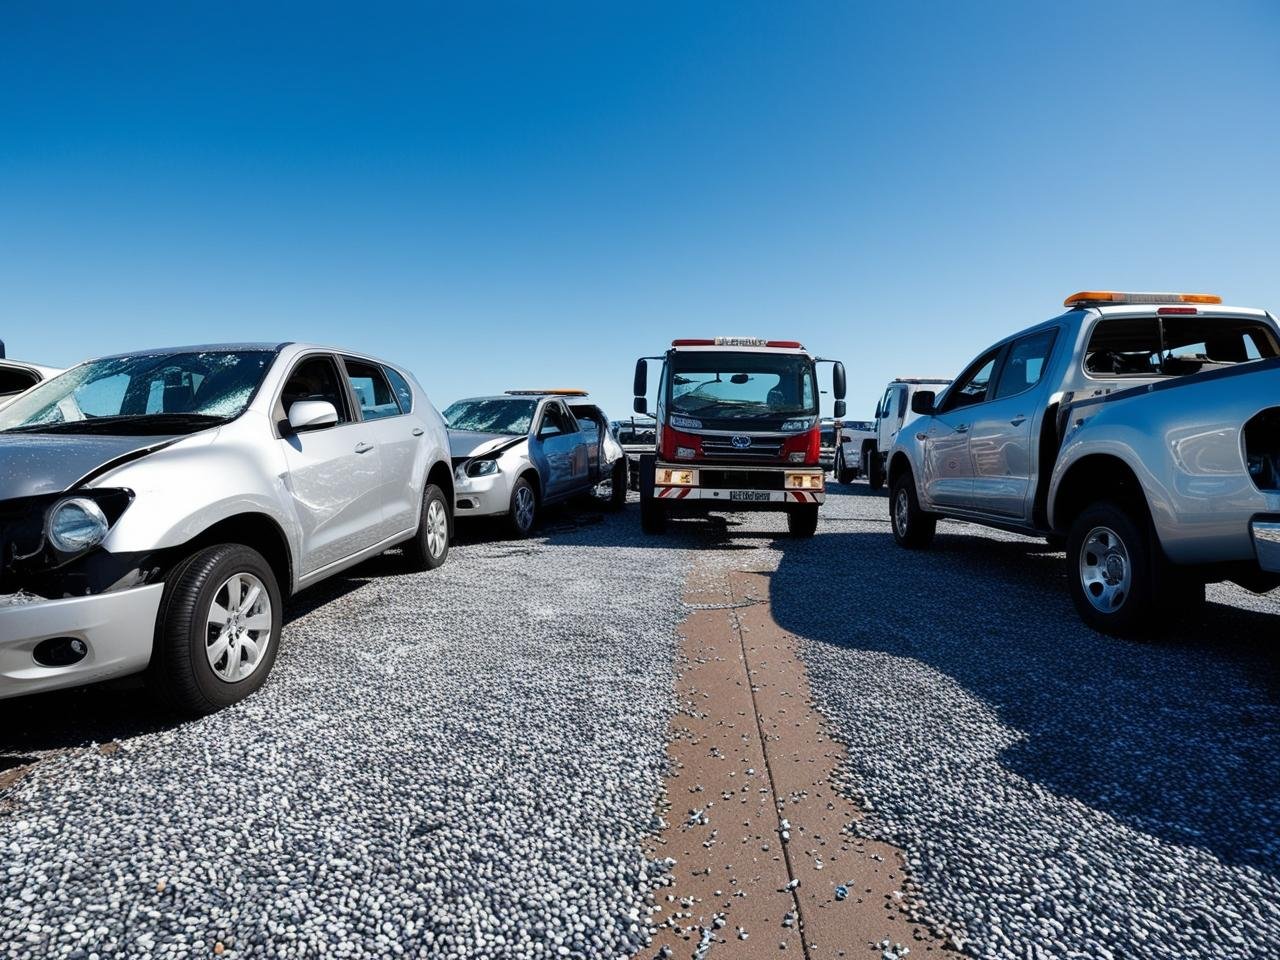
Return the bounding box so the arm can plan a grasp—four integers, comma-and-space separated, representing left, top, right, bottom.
768, 528, 1280, 874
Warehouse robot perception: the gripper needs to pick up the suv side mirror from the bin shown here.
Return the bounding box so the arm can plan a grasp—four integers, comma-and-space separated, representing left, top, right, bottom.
833, 399, 846, 419
288, 399, 340, 432
633, 396, 648, 415
911, 391, 936, 416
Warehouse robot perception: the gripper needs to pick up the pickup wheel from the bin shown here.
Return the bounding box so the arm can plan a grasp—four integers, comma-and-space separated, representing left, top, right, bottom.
890, 471, 936, 548
148, 544, 284, 715
835, 450, 854, 485
868, 450, 885, 491
402, 483, 451, 570
1066, 501, 1156, 637
787, 504, 819, 538
508, 476, 538, 538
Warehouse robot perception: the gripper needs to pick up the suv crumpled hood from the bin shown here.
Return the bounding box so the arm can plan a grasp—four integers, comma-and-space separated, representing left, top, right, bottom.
448, 430, 525, 459
0, 433, 178, 500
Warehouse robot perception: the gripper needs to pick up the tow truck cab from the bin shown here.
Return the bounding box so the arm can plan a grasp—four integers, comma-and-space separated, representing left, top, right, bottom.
632, 337, 846, 538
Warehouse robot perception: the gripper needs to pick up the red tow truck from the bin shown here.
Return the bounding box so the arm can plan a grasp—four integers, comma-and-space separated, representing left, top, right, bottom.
632, 337, 846, 537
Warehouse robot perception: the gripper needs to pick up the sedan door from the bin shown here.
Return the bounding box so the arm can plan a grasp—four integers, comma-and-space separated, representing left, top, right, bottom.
276, 353, 385, 576
967, 329, 1058, 520
920, 348, 1002, 509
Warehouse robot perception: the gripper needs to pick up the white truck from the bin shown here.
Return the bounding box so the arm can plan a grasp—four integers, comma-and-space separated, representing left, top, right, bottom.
833, 419, 874, 483
859, 378, 951, 490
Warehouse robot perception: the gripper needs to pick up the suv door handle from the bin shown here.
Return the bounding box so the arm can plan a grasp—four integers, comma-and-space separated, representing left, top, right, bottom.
1010, 415, 1027, 426
954, 424, 969, 434
355, 441, 374, 454
411, 427, 425, 437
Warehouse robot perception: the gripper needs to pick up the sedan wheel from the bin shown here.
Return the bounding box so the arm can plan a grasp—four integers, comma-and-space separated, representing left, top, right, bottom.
508, 477, 538, 538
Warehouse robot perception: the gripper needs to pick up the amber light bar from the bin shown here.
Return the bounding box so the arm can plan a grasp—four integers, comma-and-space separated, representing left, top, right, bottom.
1064, 291, 1222, 307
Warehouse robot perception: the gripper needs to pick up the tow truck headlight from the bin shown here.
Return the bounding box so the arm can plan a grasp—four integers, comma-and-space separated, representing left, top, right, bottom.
46, 497, 110, 553
788, 452, 806, 463
670, 415, 703, 430
781, 417, 815, 432
675, 446, 696, 459
657, 468, 696, 486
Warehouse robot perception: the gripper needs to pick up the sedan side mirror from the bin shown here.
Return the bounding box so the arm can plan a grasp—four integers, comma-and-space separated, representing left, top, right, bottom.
288, 399, 340, 432
911, 391, 936, 416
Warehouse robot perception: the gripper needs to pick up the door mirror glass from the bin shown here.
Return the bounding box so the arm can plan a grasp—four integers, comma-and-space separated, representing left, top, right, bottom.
911, 390, 935, 416
633, 359, 648, 401
633, 396, 648, 415
832, 361, 847, 400
288, 399, 340, 432
833, 399, 846, 419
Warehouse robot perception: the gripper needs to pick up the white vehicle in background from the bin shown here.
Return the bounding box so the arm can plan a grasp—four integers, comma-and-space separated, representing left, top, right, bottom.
611, 415, 657, 491
863, 377, 951, 490
0, 339, 62, 405
833, 419, 875, 483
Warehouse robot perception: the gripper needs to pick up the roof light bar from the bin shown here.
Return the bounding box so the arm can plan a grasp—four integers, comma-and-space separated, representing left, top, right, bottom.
504, 389, 589, 396
670, 337, 808, 349
1063, 291, 1222, 307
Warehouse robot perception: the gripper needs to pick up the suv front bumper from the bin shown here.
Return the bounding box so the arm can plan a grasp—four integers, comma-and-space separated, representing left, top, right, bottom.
0, 584, 163, 699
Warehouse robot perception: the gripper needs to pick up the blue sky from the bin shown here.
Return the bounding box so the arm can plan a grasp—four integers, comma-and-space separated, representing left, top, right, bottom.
2, 1, 1278, 418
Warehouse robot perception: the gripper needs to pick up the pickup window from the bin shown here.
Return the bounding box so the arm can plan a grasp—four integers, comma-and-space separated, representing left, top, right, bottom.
1084, 316, 1279, 378
992, 329, 1057, 400
944, 349, 1001, 410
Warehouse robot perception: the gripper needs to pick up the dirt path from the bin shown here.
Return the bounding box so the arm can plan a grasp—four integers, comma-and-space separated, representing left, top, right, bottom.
637, 561, 948, 960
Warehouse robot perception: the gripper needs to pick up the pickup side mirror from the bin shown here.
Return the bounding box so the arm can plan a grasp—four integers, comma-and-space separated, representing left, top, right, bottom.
288, 399, 340, 432
832, 361, 846, 401
833, 399, 846, 419
911, 390, 936, 416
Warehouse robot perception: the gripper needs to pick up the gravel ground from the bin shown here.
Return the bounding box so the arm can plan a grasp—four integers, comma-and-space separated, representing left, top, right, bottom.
0, 508, 692, 960
779, 483, 1280, 960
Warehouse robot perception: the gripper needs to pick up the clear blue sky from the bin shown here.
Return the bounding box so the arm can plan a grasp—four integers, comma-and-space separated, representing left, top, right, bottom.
2, 1, 1277, 419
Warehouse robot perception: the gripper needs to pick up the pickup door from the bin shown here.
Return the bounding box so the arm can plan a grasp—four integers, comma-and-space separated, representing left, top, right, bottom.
922, 349, 1002, 508
966, 329, 1058, 519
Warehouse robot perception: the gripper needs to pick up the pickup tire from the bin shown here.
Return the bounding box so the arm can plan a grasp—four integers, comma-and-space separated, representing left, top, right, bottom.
835, 450, 854, 485
1066, 501, 1155, 637
889, 471, 936, 548
148, 543, 283, 715
638, 454, 667, 534
402, 483, 451, 570
787, 504, 819, 537
508, 476, 538, 538
868, 450, 885, 491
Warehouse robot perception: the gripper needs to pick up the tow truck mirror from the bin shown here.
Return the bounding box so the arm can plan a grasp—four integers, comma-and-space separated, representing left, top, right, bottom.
633, 359, 648, 401
911, 390, 936, 415
832, 362, 847, 401
833, 399, 846, 419
633, 396, 648, 415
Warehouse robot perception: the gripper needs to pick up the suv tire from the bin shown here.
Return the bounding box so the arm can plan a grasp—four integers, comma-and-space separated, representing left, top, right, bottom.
149, 544, 284, 715
403, 482, 451, 570
508, 476, 538, 538
889, 471, 936, 548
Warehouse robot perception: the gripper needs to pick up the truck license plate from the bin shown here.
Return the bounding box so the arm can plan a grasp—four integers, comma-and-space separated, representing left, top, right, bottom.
730, 490, 771, 502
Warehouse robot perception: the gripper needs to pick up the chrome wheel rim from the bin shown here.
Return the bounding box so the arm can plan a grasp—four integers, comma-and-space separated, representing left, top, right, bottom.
1079, 526, 1132, 613
426, 498, 448, 558
206, 572, 272, 683
894, 488, 910, 535
514, 485, 536, 530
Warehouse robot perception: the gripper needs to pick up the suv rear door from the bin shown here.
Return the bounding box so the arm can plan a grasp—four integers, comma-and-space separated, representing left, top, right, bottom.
967, 329, 1059, 519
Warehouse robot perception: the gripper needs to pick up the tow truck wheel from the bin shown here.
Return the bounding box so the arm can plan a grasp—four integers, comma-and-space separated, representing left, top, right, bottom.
889, 471, 936, 548
868, 450, 885, 491
1066, 501, 1155, 637
787, 504, 819, 538
638, 454, 666, 534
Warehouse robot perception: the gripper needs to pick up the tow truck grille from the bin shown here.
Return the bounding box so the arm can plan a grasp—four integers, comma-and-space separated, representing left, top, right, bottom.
700, 437, 784, 460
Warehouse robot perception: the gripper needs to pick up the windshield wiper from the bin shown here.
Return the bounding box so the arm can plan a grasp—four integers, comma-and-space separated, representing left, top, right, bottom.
3, 413, 231, 436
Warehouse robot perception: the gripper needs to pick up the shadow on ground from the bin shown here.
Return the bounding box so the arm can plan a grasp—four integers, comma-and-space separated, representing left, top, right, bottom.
767, 524, 1280, 874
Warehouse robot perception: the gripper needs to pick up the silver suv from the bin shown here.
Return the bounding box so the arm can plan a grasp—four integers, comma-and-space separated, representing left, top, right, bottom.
0, 343, 453, 712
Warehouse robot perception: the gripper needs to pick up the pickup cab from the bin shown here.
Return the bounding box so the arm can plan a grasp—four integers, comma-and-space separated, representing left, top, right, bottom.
887, 291, 1280, 635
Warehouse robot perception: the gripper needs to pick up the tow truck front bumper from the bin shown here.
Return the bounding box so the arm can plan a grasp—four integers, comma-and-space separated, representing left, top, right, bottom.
653, 462, 825, 510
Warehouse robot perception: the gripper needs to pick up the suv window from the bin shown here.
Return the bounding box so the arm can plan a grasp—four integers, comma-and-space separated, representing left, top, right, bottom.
344, 358, 401, 421
944, 349, 1001, 410
992, 329, 1057, 400
281, 355, 351, 423
382, 365, 414, 413
539, 402, 571, 437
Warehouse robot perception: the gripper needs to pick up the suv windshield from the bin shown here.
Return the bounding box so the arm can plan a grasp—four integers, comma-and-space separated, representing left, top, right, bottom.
444, 397, 538, 435
667, 352, 817, 419
1084, 315, 1279, 377
0, 350, 274, 436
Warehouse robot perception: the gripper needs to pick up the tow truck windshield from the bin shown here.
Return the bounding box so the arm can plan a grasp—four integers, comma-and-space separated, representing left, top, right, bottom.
667, 352, 817, 419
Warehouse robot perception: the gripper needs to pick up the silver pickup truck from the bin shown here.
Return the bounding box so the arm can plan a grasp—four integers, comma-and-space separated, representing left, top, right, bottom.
888, 290, 1280, 635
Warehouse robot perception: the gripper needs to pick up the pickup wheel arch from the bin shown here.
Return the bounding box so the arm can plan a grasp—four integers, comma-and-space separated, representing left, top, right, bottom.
1052, 454, 1148, 536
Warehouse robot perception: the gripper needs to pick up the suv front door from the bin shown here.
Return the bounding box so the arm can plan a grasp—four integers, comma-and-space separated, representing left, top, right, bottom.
967, 329, 1058, 520
533, 401, 587, 500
